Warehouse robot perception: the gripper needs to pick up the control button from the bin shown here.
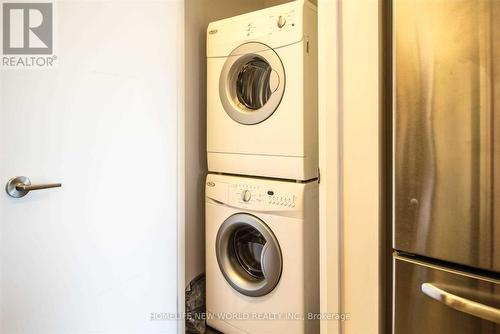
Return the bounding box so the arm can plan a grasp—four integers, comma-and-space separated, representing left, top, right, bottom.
242, 190, 251, 202
277, 15, 286, 28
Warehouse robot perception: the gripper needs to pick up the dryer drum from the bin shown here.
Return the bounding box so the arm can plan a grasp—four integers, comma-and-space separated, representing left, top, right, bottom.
216, 213, 283, 297
235, 58, 272, 110
219, 42, 285, 125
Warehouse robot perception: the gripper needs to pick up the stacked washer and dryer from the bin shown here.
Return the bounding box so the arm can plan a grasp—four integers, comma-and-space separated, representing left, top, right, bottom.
205, 1, 319, 333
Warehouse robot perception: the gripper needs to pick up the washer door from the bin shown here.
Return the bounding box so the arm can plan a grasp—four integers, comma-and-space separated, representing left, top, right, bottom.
216, 213, 282, 297
219, 42, 285, 125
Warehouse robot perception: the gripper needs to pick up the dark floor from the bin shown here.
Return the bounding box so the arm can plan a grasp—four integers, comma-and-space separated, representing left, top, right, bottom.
186, 327, 223, 334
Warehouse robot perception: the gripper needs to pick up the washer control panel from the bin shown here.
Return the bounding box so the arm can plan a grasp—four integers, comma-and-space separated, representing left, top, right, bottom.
267, 191, 296, 208
241, 189, 252, 202
205, 174, 316, 215
232, 183, 264, 205
229, 182, 298, 210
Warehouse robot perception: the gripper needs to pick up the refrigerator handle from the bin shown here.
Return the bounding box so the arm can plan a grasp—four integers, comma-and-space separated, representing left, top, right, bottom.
421, 283, 500, 324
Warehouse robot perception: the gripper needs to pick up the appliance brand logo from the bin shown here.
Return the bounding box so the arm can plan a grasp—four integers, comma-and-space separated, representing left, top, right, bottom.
208, 29, 217, 35
207, 181, 215, 187
2, 2, 57, 68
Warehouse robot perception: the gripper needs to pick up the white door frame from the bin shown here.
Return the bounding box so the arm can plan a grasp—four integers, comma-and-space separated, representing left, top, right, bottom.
319, 0, 382, 333
318, 0, 341, 334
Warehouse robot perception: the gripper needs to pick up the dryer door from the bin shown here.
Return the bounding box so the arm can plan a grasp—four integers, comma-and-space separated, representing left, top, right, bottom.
216, 213, 282, 297
219, 42, 285, 125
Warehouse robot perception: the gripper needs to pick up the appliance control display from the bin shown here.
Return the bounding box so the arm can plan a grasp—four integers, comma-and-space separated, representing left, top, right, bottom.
246, 22, 257, 37
231, 183, 296, 209
277, 15, 286, 28
241, 9, 296, 38
268, 193, 296, 207
241, 190, 252, 202
233, 184, 263, 205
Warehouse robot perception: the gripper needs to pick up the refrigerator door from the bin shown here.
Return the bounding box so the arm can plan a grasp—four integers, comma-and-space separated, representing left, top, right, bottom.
394, 255, 500, 334
394, 0, 500, 271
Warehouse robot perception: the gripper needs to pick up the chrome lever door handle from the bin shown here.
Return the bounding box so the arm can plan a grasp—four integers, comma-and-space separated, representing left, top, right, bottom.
5, 176, 62, 198
422, 283, 500, 324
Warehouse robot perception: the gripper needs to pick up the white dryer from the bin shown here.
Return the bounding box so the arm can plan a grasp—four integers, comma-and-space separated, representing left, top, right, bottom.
206, 1, 318, 181
205, 173, 319, 334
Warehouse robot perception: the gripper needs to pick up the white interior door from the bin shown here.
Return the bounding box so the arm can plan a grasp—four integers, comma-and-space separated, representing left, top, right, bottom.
0, 1, 182, 333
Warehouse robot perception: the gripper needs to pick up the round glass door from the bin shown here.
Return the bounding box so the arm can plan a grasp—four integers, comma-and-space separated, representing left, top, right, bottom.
216, 213, 282, 297
232, 225, 266, 279
219, 42, 285, 125
235, 58, 272, 111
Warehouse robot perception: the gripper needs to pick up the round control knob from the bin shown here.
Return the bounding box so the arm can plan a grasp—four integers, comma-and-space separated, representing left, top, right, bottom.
242, 190, 251, 202
277, 16, 286, 28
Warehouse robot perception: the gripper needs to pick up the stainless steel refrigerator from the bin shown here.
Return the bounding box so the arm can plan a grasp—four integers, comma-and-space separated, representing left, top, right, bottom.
393, 0, 500, 332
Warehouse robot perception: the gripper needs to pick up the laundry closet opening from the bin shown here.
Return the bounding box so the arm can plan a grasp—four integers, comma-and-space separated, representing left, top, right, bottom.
183, 1, 316, 333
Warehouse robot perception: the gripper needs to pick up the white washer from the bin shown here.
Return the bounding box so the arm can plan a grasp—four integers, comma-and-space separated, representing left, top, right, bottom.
205, 173, 319, 334
207, 1, 318, 181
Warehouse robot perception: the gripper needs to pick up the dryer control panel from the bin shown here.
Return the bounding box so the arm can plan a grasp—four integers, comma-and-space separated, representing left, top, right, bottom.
240, 9, 297, 39
207, 0, 316, 57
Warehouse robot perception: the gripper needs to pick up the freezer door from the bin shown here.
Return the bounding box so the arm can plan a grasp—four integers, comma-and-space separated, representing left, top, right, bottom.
394, 0, 500, 271
394, 255, 500, 334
